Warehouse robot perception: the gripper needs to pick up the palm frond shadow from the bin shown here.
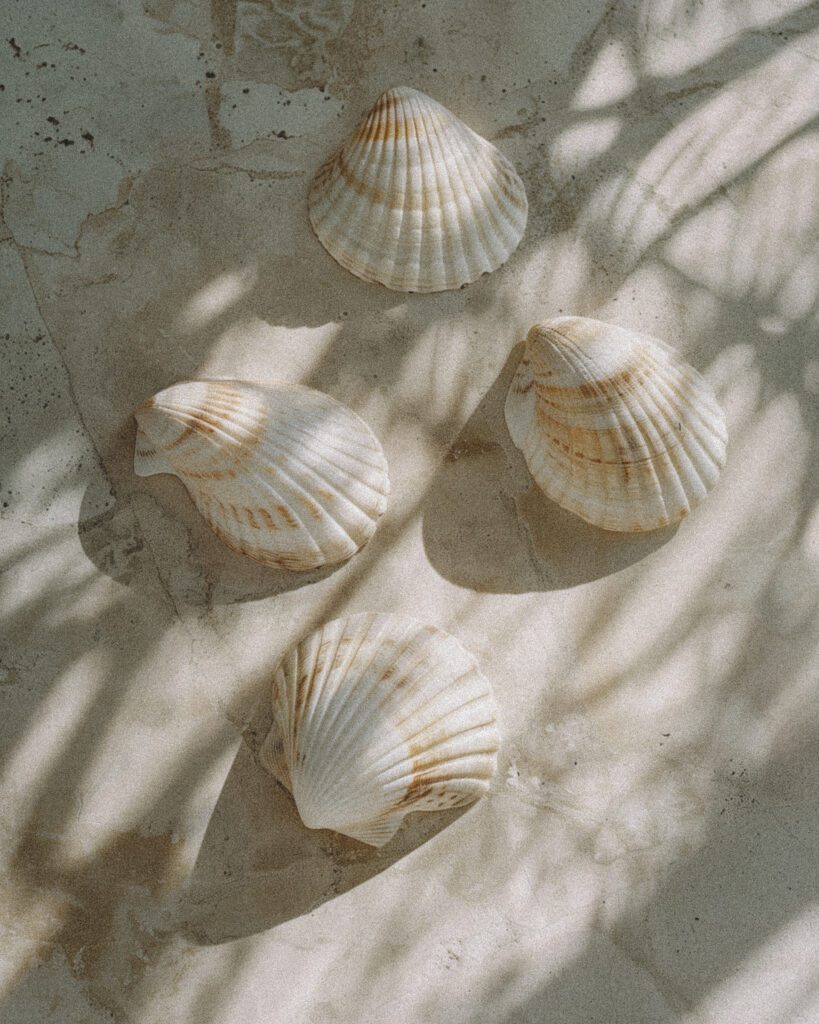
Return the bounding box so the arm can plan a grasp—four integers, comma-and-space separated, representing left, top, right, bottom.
470, 728, 819, 1024
1, 2, 817, 1020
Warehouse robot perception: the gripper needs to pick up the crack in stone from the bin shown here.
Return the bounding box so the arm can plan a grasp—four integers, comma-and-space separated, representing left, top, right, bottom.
129, 500, 188, 625
14, 243, 112, 490
6, 236, 188, 626
1, 158, 136, 259
189, 162, 305, 182
63, 169, 136, 259
607, 924, 693, 1015
211, 0, 238, 56
205, 80, 232, 150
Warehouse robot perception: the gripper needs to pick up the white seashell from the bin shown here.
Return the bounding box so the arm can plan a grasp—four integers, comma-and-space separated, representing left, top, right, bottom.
308, 86, 528, 293
259, 613, 500, 846
505, 317, 728, 532
133, 380, 389, 570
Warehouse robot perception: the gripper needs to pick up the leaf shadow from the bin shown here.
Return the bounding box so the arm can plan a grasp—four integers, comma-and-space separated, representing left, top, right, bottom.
2, 3, 817, 1020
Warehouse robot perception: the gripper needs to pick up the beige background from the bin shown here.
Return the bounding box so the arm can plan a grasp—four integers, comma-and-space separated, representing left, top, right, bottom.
1, 1, 817, 1021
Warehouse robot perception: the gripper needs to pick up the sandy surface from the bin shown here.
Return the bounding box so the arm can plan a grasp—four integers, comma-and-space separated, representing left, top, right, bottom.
1, 2, 818, 1021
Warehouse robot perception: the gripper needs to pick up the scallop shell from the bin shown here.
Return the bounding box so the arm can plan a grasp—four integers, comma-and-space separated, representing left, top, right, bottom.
133, 380, 389, 570
259, 613, 500, 846
505, 317, 728, 532
308, 86, 528, 293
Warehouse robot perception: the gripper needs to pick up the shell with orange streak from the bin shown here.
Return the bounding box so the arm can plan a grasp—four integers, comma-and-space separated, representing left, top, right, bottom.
259, 613, 500, 847
504, 317, 728, 532
133, 380, 389, 570
308, 86, 528, 292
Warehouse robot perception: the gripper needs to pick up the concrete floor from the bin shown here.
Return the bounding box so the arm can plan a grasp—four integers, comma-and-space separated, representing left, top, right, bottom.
1, 1, 818, 1022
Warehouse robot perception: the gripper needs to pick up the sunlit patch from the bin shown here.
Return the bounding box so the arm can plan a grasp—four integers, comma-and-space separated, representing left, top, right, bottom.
707, 344, 761, 431
636, 0, 816, 78
3, 418, 113, 528
511, 233, 593, 315
571, 39, 637, 111
582, 46, 819, 265
663, 133, 819, 324
0, 647, 107, 808
777, 257, 819, 322
593, 263, 693, 345
580, 172, 669, 261
549, 117, 621, 181
202, 318, 337, 383
176, 267, 258, 333
757, 316, 791, 336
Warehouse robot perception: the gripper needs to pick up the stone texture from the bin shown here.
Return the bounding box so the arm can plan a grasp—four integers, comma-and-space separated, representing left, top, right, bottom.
1, 2, 817, 1022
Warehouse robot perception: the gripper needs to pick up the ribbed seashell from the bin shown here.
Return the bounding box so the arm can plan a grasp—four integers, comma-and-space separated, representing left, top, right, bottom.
505, 317, 728, 532
133, 380, 389, 570
308, 86, 528, 292
259, 613, 500, 846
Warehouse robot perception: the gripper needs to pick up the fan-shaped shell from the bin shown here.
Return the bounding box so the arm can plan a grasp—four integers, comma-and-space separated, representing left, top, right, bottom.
505, 317, 728, 532
259, 613, 500, 846
308, 86, 528, 292
133, 380, 389, 570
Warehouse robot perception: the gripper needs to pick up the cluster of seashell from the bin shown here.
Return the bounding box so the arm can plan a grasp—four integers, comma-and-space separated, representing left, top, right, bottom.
131, 89, 729, 847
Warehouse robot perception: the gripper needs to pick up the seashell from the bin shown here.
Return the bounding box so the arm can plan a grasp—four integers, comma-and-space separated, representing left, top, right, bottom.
133, 380, 389, 570
308, 86, 528, 293
259, 613, 500, 846
505, 317, 728, 532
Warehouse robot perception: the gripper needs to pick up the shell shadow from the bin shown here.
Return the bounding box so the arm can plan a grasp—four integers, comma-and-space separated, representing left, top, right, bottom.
176, 694, 471, 944
421, 344, 678, 593
77, 396, 371, 606
78, 475, 345, 608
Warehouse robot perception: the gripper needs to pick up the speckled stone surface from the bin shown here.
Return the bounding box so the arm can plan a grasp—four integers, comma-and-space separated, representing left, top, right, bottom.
1, 2, 818, 1022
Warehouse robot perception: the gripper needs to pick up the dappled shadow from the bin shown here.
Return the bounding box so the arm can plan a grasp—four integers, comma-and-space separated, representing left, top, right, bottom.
60, 156, 518, 608
422, 343, 677, 592
0, 523, 233, 1020
606, 732, 819, 1014
2, 0, 818, 1022
473, 729, 819, 1024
